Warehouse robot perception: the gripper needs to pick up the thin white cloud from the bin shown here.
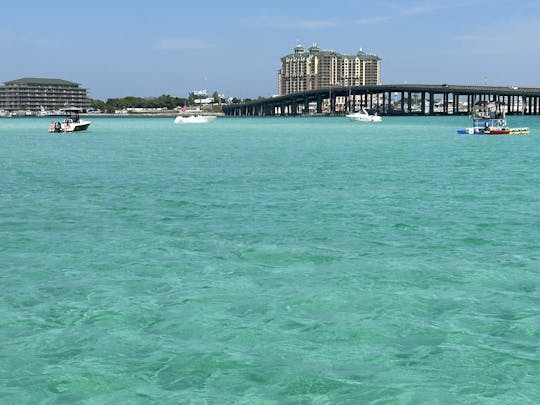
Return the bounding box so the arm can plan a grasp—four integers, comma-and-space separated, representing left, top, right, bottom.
446, 18, 540, 56
261, 16, 337, 29
397, 3, 450, 17
451, 35, 484, 41
0, 33, 60, 49
381, 0, 487, 22
354, 16, 390, 25
296, 20, 338, 28
353, 2, 452, 26
33, 38, 60, 49
155, 38, 212, 51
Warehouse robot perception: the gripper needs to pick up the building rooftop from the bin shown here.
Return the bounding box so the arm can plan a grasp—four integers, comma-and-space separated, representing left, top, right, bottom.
3, 77, 80, 86
282, 44, 380, 61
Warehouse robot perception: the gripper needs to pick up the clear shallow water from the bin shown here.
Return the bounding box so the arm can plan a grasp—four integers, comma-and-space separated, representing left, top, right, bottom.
1, 116, 539, 403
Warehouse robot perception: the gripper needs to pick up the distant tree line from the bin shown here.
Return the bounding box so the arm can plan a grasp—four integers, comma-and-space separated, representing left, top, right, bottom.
89, 95, 185, 112
89, 92, 252, 113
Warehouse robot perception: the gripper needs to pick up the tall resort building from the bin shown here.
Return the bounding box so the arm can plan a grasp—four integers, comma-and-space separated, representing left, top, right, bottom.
278, 43, 381, 96
0, 78, 89, 113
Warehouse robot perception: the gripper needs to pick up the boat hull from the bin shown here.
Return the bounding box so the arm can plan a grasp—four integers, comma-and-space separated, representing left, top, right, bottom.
49, 121, 91, 133
486, 129, 510, 135
174, 115, 217, 124
63, 120, 91, 132
457, 127, 529, 135
346, 115, 382, 122
70, 122, 91, 132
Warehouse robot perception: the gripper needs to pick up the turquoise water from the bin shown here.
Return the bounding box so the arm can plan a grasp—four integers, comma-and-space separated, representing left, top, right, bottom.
1, 116, 539, 403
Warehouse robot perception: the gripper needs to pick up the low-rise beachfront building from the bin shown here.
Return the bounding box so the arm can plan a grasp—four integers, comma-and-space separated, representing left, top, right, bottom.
0, 77, 90, 113
278, 43, 381, 96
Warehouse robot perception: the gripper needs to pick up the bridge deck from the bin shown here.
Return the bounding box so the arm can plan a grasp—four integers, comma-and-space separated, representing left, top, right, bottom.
223, 84, 540, 116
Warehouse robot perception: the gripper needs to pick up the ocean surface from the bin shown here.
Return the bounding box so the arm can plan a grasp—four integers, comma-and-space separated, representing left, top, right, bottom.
1, 115, 539, 404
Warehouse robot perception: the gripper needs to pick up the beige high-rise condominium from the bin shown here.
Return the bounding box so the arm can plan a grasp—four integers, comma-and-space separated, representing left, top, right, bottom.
278, 43, 381, 96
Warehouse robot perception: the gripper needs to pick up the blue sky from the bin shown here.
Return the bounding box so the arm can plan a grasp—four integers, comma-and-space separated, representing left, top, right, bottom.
1, 0, 539, 100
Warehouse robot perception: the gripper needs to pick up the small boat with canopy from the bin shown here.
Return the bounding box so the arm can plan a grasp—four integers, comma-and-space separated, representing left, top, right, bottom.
457, 101, 529, 135
49, 108, 91, 133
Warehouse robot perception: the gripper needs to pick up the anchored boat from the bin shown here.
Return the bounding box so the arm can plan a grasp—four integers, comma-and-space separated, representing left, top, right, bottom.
346, 107, 382, 122
457, 101, 529, 135
174, 107, 217, 124
174, 115, 216, 124
49, 108, 91, 133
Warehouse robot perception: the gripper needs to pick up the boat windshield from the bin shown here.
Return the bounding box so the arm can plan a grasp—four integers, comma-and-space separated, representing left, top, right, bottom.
64, 110, 81, 122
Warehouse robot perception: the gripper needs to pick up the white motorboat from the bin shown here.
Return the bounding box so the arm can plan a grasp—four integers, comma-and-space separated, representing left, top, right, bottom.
49, 108, 91, 133
174, 114, 216, 124
346, 107, 382, 122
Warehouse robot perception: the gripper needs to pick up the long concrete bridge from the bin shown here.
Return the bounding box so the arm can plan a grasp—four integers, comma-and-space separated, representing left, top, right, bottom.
222, 84, 540, 116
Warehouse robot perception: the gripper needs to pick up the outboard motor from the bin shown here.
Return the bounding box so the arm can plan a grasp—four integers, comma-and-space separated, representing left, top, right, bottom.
55, 122, 62, 132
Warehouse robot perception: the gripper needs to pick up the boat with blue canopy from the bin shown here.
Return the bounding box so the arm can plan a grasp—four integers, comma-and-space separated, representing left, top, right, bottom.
457, 101, 529, 135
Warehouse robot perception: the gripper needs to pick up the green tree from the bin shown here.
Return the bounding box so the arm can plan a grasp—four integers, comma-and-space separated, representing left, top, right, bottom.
89, 99, 106, 111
